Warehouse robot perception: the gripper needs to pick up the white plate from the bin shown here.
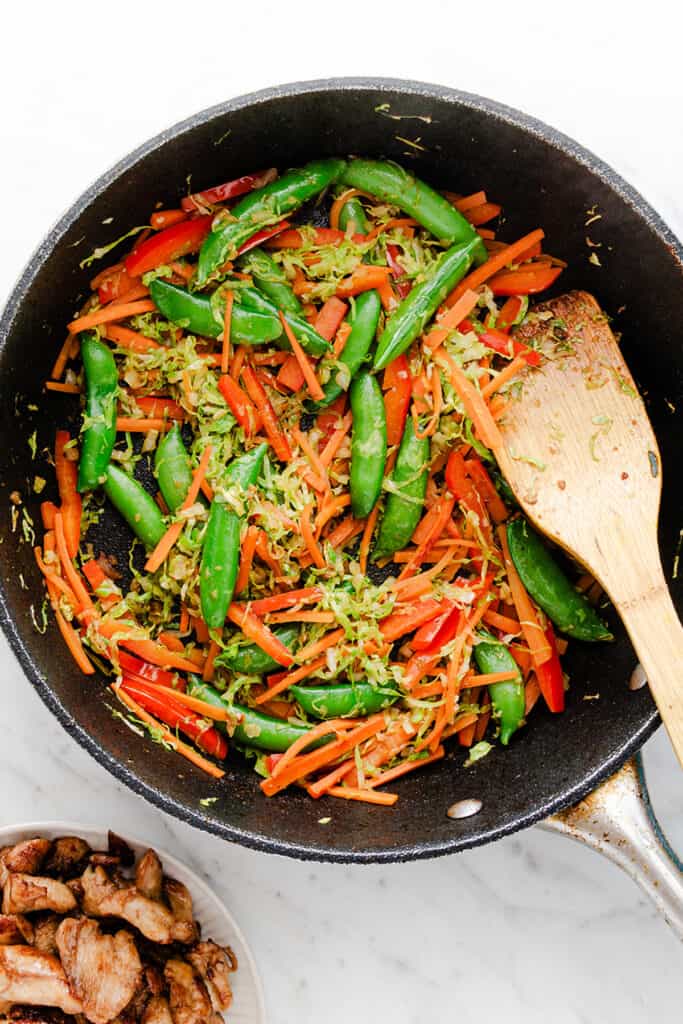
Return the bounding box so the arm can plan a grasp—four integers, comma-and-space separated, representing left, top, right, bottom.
0, 822, 266, 1024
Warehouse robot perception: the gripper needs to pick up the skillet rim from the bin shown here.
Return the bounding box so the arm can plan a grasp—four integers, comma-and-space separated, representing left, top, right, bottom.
0, 77, 673, 862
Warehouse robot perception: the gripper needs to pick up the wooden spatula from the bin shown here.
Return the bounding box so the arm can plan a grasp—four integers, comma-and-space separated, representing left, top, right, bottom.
493, 290, 683, 765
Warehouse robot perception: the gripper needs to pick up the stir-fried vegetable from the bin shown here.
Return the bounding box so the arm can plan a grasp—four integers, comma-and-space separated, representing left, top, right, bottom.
36, 153, 611, 806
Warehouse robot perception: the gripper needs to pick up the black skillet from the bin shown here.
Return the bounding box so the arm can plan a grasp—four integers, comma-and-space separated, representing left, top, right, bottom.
0, 79, 680, 863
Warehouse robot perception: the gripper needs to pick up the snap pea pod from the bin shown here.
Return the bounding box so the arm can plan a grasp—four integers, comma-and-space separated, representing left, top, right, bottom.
77, 333, 118, 492
215, 624, 299, 675
314, 289, 381, 408
290, 682, 400, 719
237, 249, 304, 316
148, 278, 282, 345
373, 237, 481, 370
200, 444, 268, 630
237, 284, 330, 357
350, 371, 387, 519
506, 518, 613, 641
197, 158, 347, 285
340, 159, 485, 255
154, 423, 195, 514
472, 632, 525, 745
338, 195, 369, 234
374, 418, 430, 558
188, 678, 331, 753
103, 464, 165, 550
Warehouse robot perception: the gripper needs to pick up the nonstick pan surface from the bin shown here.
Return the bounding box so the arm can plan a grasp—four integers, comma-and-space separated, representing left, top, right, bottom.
0, 79, 680, 862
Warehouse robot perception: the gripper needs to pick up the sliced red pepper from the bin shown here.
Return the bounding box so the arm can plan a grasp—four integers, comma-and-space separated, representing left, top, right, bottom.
386, 243, 412, 299
134, 396, 185, 420
534, 624, 565, 712
488, 264, 563, 296
218, 374, 261, 436
382, 354, 412, 447
445, 449, 487, 520
181, 168, 278, 212
412, 600, 458, 650
236, 220, 292, 257
496, 296, 525, 331
276, 354, 306, 393
315, 395, 348, 449
265, 753, 284, 775
460, 319, 540, 367
98, 267, 136, 304
463, 456, 508, 524
120, 677, 227, 759
118, 651, 179, 689
125, 216, 212, 277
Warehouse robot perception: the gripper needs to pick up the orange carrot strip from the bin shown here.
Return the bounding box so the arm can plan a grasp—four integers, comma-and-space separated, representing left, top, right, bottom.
241, 366, 292, 461
306, 761, 355, 798
53, 513, 94, 614
467, 671, 520, 685
255, 655, 328, 704
267, 610, 335, 624
322, 516, 364, 550
300, 502, 325, 569
335, 265, 392, 298
106, 325, 162, 353
55, 431, 82, 559
481, 353, 529, 400
53, 604, 95, 674
423, 289, 480, 351
123, 677, 232, 722
68, 300, 155, 333
226, 604, 294, 667
482, 609, 521, 635
445, 229, 545, 307
45, 381, 80, 394
364, 218, 418, 242
112, 685, 224, 778
158, 631, 185, 653
95, 619, 202, 672
247, 586, 322, 615
41, 501, 58, 530
333, 321, 352, 357
327, 787, 398, 806
51, 333, 77, 380
202, 639, 221, 683
329, 189, 366, 230
272, 718, 355, 777
116, 417, 172, 433
464, 202, 502, 226
235, 524, 259, 595
313, 297, 348, 342
144, 445, 212, 574
34, 548, 80, 611
279, 313, 325, 401
434, 350, 503, 451
295, 627, 345, 663
319, 413, 353, 467
525, 673, 542, 714
291, 427, 329, 487
359, 504, 380, 575
315, 492, 351, 535
367, 747, 445, 788
450, 191, 487, 212
220, 290, 234, 376
498, 524, 552, 666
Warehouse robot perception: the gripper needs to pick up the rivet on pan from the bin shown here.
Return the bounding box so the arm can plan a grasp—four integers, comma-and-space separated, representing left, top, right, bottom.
629, 663, 648, 691
447, 798, 482, 820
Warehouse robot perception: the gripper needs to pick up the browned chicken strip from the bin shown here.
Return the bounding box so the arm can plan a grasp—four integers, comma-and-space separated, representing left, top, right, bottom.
42, 840, 90, 880
0, 843, 52, 877
141, 996, 174, 1024
0, 947, 83, 1015
135, 852, 163, 902
2, 876, 76, 916
187, 942, 235, 1013
0, 916, 34, 946
80, 867, 188, 945
56, 918, 142, 1024
31, 918, 60, 958
164, 961, 221, 1024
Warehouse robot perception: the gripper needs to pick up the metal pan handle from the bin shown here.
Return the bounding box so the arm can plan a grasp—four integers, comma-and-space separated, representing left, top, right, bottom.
540, 754, 683, 938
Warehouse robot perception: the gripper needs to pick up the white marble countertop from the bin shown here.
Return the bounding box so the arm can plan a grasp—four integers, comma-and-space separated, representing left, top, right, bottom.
1, 3, 681, 1021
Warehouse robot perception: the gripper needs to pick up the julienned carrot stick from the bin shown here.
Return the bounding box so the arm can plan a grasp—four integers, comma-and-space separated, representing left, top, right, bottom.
295, 627, 345, 663
292, 427, 328, 487
315, 493, 351, 534
254, 654, 328, 704
51, 333, 76, 380
451, 191, 487, 212
423, 289, 480, 351
202, 639, 221, 683
444, 229, 545, 307
313, 297, 348, 341
55, 431, 82, 559
272, 719, 354, 777
241, 366, 292, 461
226, 604, 294, 667
267, 610, 335, 624
144, 445, 212, 573
467, 671, 520, 685
235, 524, 259, 595
116, 417, 172, 433
481, 353, 529, 400
335, 265, 392, 298
483, 609, 521, 635
319, 413, 352, 466
246, 586, 322, 615
46, 381, 80, 394
106, 325, 161, 353
53, 603, 95, 674
434, 350, 503, 451
367, 747, 445, 789
53, 513, 94, 615
300, 502, 325, 569
94, 619, 202, 672
327, 787, 398, 806
306, 760, 355, 798
34, 548, 80, 611
112, 685, 225, 779
279, 314, 325, 401
127, 675, 231, 721
497, 525, 553, 666
68, 299, 156, 333
359, 504, 380, 574
220, 290, 234, 376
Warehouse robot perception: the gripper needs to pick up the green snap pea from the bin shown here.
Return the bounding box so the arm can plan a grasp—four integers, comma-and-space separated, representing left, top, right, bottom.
154, 423, 195, 514
350, 372, 387, 519
472, 632, 525, 745
338, 195, 369, 234
200, 444, 267, 629
77, 333, 118, 492
237, 249, 303, 315
340, 159, 485, 255
314, 289, 381, 408
215, 624, 300, 675
290, 682, 399, 719
197, 158, 347, 285
374, 418, 429, 559
148, 278, 282, 345
188, 679, 331, 753
373, 237, 481, 370
506, 518, 613, 641
237, 285, 330, 357
103, 463, 165, 550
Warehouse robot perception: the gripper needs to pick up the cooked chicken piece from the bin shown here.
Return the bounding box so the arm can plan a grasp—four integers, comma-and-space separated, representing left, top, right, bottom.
0, 915, 34, 946
106, 834, 134, 869
164, 961, 221, 1024
2, 875, 76, 916
31, 917, 60, 958
56, 918, 142, 1024
80, 867, 187, 945
0, 946, 83, 1015
143, 965, 164, 997
141, 996, 173, 1024
162, 883, 196, 945
0, 841, 52, 877
187, 943, 235, 1013
135, 852, 162, 902
43, 838, 90, 879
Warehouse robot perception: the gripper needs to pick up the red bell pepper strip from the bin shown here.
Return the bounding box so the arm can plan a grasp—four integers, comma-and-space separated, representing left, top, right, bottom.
463, 456, 509, 524
125, 216, 212, 277
534, 624, 565, 712
118, 651, 180, 689
181, 168, 278, 212
382, 354, 412, 447
218, 373, 261, 436
412, 600, 458, 650
386, 243, 412, 299
460, 319, 540, 367
235, 220, 292, 257
134, 396, 185, 420
496, 295, 525, 331
98, 267, 136, 304
445, 449, 488, 522
119, 676, 227, 758
488, 264, 563, 296
82, 560, 122, 611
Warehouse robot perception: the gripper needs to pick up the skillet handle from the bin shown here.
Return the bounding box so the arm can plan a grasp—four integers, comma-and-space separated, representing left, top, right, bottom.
539, 754, 683, 939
